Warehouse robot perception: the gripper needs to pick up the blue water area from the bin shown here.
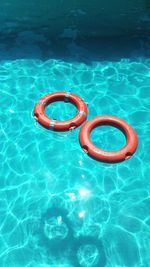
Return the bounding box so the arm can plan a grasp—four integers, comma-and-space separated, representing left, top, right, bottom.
0, 41, 150, 267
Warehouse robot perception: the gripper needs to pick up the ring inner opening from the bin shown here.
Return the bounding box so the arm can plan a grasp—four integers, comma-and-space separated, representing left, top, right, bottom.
90, 124, 126, 151
45, 99, 77, 121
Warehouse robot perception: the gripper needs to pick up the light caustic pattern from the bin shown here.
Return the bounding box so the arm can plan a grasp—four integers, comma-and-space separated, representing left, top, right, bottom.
0, 58, 150, 267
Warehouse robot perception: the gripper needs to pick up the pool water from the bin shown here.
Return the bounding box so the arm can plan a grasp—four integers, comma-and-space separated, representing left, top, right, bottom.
0, 42, 150, 267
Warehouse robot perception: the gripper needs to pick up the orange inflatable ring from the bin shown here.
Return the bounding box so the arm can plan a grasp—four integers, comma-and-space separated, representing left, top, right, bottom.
79, 115, 138, 163
34, 92, 88, 131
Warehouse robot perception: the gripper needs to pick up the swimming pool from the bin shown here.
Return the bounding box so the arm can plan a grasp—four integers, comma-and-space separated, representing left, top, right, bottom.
0, 37, 150, 267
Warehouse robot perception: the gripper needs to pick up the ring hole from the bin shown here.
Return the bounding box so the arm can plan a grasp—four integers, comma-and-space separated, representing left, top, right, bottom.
90, 125, 126, 151
82, 145, 89, 154
125, 152, 132, 159
45, 101, 77, 121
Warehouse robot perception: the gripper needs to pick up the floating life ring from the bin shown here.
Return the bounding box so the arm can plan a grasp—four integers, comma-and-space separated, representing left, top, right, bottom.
34, 92, 88, 131
79, 115, 138, 163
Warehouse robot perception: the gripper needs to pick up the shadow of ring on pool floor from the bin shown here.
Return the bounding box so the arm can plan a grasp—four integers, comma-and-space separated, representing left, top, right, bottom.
39, 207, 74, 255
70, 235, 107, 267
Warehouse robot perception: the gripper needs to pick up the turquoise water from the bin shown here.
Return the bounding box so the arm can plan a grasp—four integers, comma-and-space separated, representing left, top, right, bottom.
0, 55, 150, 267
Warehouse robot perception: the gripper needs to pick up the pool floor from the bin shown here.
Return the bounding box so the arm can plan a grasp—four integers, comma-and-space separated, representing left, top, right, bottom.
0, 38, 150, 267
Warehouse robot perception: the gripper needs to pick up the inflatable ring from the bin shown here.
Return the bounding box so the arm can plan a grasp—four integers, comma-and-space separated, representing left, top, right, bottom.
79, 115, 138, 163
34, 92, 88, 131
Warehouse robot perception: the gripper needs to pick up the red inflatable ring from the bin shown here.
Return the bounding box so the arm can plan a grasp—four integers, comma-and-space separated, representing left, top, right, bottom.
34, 92, 88, 131
79, 115, 138, 163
